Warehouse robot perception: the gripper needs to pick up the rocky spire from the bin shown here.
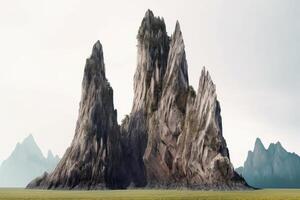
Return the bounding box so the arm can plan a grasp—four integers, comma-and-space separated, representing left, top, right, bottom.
141, 20, 190, 186
121, 10, 171, 187
133, 10, 170, 113
121, 10, 247, 189
27, 41, 126, 189
193, 67, 220, 134
162, 20, 189, 114
174, 66, 238, 186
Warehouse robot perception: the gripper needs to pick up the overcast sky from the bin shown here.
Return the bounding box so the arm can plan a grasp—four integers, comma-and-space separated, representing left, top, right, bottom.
0, 0, 299, 167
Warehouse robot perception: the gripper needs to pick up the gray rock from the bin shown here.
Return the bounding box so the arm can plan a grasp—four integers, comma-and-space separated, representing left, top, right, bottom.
121, 10, 247, 189
27, 41, 127, 189
27, 9, 247, 190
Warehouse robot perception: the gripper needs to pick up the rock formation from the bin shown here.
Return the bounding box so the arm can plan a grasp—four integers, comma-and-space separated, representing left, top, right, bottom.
121, 10, 246, 189
27, 10, 247, 190
237, 138, 300, 188
27, 41, 126, 189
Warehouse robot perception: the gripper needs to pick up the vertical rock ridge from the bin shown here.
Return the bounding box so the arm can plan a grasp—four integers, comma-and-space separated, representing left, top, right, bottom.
162, 21, 189, 115
28, 9, 248, 190
27, 40, 126, 189
122, 10, 246, 189
122, 10, 171, 187
133, 10, 170, 113
178, 66, 234, 186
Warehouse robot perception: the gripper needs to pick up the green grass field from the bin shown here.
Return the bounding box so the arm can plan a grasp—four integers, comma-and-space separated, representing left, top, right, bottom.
0, 189, 300, 200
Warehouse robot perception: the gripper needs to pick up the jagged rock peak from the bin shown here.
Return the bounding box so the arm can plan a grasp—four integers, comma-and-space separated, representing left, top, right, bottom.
164, 20, 188, 89
198, 67, 214, 91
173, 21, 183, 40
137, 9, 168, 45
85, 40, 106, 79
91, 40, 103, 59
254, 137, 265, 151
160, 19, 189, 116
132, 10, 170, 113
194, 67, 217, 111
27, 40, 126, 189
125, 10, 247, 189
200, 66, 211, 80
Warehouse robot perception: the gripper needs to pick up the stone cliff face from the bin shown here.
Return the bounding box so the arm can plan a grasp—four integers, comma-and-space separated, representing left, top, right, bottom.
121, 10, 245, 188
27, 41, 126, 189
27, 10, 247, 190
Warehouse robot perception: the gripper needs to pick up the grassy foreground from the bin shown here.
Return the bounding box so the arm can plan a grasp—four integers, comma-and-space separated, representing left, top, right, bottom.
0, 188, 300, 200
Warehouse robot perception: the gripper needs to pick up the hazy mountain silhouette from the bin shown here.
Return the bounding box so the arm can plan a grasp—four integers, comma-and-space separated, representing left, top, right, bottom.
0, 134, 59, 187
237, 138, 300, 188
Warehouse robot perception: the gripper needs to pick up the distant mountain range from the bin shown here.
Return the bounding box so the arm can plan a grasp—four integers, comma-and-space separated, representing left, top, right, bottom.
0, 135, 60, 187
236, 138, 300, 188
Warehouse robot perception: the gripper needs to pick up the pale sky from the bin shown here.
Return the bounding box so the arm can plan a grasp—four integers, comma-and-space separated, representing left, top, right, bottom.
0, 0, 299, 168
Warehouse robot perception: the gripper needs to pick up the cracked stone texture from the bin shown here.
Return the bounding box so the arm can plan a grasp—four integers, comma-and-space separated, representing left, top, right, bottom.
27, 41, 127, 189
121, 10, 247, 189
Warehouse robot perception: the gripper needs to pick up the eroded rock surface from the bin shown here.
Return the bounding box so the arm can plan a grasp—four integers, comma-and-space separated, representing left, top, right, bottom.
27, 10, 247, 190
121, 10, 246, 189
27, 41, 126, 189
